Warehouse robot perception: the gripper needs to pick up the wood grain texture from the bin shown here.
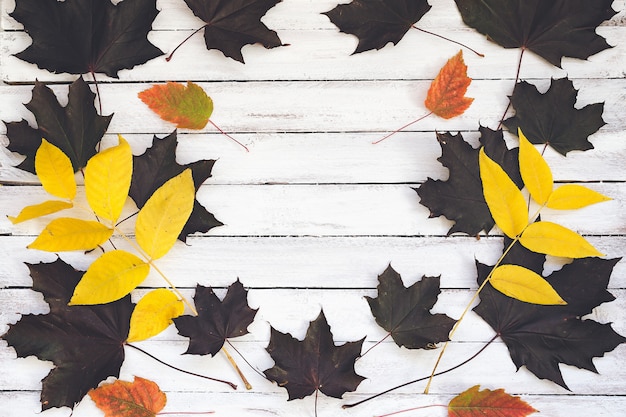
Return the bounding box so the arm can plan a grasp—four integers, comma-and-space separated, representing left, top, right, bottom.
1, 0, 625, 416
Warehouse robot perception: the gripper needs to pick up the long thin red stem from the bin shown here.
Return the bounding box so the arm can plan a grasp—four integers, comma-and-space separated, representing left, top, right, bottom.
343, 335, 497, 409
373, 112, 433, 144
358, 333, 392, 360
412, 26, 484, 57
166, 26, 206, 62
498, 47, 525, 130
376, 404, 447, 417
208, 119, 249, 152
126, 343, 237, 389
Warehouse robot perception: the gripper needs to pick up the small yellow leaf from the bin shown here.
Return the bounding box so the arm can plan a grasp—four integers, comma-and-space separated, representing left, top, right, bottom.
136, 169, 195, 260
520, 221, 604, 258
85, 135, 133, 223
8, 200, 73, 224
490, 264, 566, 305
36, 139, 76, 200
127, 289, 184, 342
519, 128, 553, 205
547, 184, 611, 210
28, 218, 112, 252
70, 250, 150, 305
479, 148, 528, 237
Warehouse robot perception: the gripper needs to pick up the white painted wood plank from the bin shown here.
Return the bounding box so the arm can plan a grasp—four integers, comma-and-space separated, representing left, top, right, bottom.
0, 236, 624, 289
0, 80, 623, 136
2, 337, 625, 396
2, 130, 625, 184
3, 27, 626, 82
1, 183, 624, 237
2, 391, 626, 417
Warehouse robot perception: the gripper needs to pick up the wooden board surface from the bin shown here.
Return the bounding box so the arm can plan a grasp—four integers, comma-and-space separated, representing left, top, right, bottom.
1, 1, 625, 416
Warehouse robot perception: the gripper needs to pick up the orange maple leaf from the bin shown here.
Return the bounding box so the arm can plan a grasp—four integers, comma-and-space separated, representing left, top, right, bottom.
448, 385, 537, 417
425, 50, 474, 119
89, 376, 166, 417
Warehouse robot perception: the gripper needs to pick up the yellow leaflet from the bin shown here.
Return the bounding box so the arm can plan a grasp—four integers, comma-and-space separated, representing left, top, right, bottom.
36, 139, 76, 200
8, 200, 73, 224
489, 265, 567, 305
70, 250, 150, 305
520, 221, 604, 258
547, 184, 611, 210
136, 169, 195, 260
85, 135, 133, 223
479, 148, 528, 237
518, 128, 553, 205
28, 218, 112, 252
490, 264, 566, 305
127, 289, 184, 342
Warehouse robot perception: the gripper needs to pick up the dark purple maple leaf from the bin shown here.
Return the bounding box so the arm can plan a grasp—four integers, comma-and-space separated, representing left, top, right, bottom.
180, 0, 285, 63
504, 78, 606, 155
4, 77, 112, 173
264, 310, 365, 401
474, 239, 625, 389
1, 259, 133, 410
174, 280, 258, 356
324, 0, 432, 54
10, 0, 163, 78
129, 130, 223, 242
455, 0, 617, 67
366, 265, 456, 349
416, 127, 523, 236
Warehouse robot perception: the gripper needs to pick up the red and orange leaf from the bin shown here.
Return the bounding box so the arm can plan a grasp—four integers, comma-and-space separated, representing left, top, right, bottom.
138, 82, 213, 129
448, 385, 537, 417
425, 50, 474, 119
89, 376, 166, 417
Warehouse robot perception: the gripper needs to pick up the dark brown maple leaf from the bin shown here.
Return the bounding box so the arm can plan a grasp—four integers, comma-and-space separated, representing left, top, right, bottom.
10, 0, 163, 78
174, 280, 258, 356
474, 238, 625, 389
504, 78, 606, 156
1, 259, 133, 410
366, 265, 456, 349
4, 78, 113, 173
181, 0, 284, 63
454, 0, 617, 67
264, 310, 365, 401
324, 0, 431, 54
129, 131, 223, 242
416, 127, 523, 236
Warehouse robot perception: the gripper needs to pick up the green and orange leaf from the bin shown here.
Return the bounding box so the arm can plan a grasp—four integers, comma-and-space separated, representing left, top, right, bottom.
425, 50, 474, 119
89, 376, 166, 417
449, 385, 537, 417
138, 81, 213, 129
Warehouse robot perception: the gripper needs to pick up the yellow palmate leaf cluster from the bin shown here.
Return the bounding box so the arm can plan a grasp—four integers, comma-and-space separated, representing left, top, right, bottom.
478, 129, 610, 305
10, 136, 198, 342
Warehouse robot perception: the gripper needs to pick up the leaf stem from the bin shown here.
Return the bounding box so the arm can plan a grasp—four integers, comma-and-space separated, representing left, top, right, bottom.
498, 47, 525, 129
423, 236, 520, 393
90, 71, 103, 118
208, 120, 249, 152
375, 404, 447, 417
412, 26, 484, 57
221, 345, 252, 390
126, 343, 237, 389
166, 26, 206, 62
226, 340, 267, 380
343, 335, 497, 409
114, 228, 198, 316
373, 111, 433, 144
358, 333, 392, 360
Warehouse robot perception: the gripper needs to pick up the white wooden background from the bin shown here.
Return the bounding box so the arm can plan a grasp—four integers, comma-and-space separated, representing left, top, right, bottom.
1, 0, 625, 416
